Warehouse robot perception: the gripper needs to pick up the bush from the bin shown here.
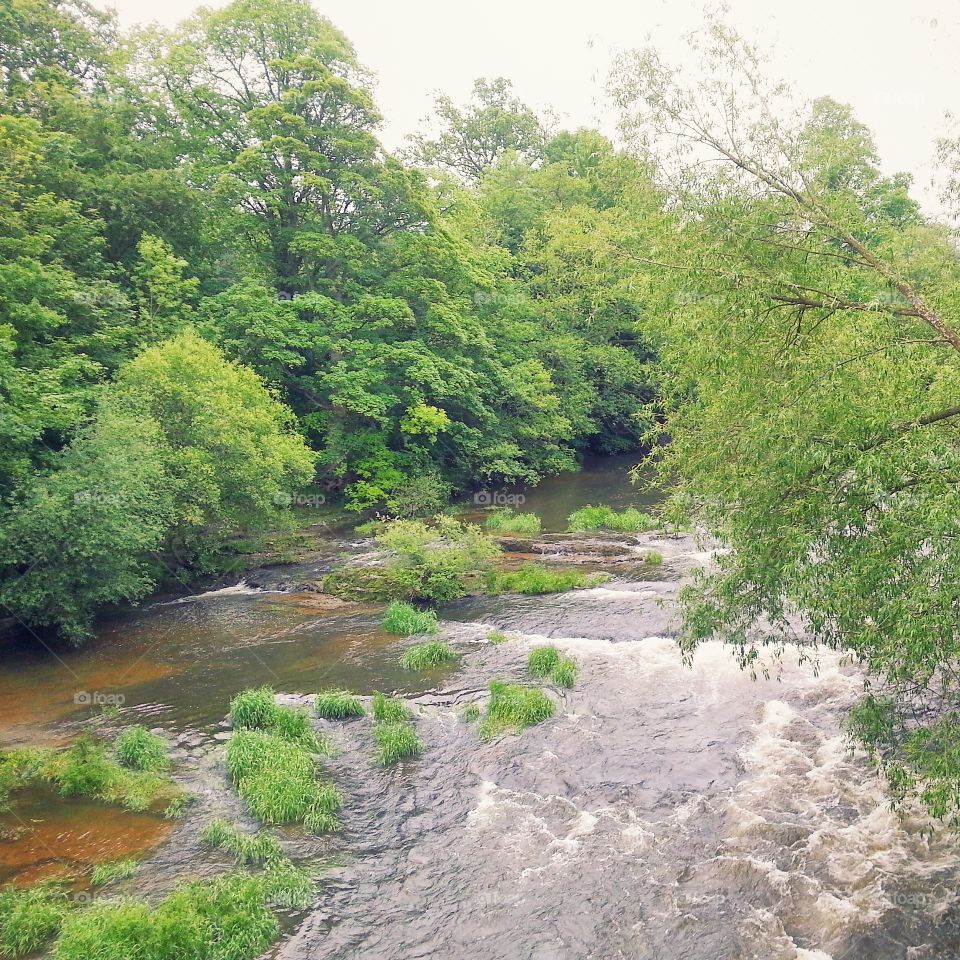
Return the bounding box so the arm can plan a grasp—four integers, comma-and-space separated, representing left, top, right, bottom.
90, 858, 139, 886
201, 818, 284, 865
114, 727, 169, 772
382, 601, 437, 636
373, 723, 423, 766
52, 872, 282, 960
400, 640, 457, 670
552, 657, 577, 688
314, 689, 365, 720
567, 505, 655, 533
226, 730, 340, 833
528, 645, 561, 677
478, 681, 555, 739
375, 516, 501, 601
486, 565, 610, 595
0, 885, 69, 958
372, 692, 410, 723
485, 509, 542, 534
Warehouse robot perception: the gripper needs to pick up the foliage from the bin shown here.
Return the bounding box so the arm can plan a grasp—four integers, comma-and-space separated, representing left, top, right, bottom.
487, 630, 509, 645
373, 722, 423, 766
400, 640, 457, 670
376, 516, 501, 602
0, 884, 69, 958
382, 601, 438, 636
462, 704, 481, 723
484, 509, 542, 534
52, 872, 283, 960
478, 681, 555, 740
372, 692, 410, 723
200, 818, 284, 865
230, 687, 323, 751
527, 645, 561, 677
314, 690, 365, 720
551, 657, 577, 689
485, 564, 610, 595
567, 506, 655, 533
90, 858, 139, 886
114, 726, 169, 772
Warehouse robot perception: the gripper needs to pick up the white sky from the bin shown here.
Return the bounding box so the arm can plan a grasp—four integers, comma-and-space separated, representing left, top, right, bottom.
107, 0, 959, 215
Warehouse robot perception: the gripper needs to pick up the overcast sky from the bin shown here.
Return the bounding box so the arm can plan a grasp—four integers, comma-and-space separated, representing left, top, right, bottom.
107, 0, 959, 214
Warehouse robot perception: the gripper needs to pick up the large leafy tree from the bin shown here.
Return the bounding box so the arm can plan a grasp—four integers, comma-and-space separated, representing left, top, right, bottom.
612, 21, 960, 822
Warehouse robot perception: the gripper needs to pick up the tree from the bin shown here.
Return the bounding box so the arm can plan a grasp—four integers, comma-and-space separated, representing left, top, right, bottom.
407, 77, 545, 182
612, 21, 960, 823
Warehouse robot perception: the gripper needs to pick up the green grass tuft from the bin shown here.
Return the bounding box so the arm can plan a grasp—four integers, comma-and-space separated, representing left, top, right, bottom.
567, 505, 655, 533
643, 550, 663, 566
462, 703, 481, 723
551, 657, 577, 688
314, 689, 365, 720
373, 723, 423, 766
486, 564, 610, 595
90, 858, 139, 886
114, 726, 169, 772
226, 730, 341, 833
527, 645, 561, 677
382, 601, 438, 636
484, 509, 542, 534
372, 692, 410, 723
487, 630, 509, 645
229, 686, 278, 730
52, 872, 282, 960
400, 640, 457, 670
0, 885, 69, 958
201, 818, 284, 865
478, 681, 555, 740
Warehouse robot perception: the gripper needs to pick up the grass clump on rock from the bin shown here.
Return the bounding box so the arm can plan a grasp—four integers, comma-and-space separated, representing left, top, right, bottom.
201, 818, 284, 865
567, 505, 655, 533
226, 730, 341, 833
229, 687, 323, 752
114, 726, 169, 772
478, 681, 555, 740
372, 692, 410, 723
527, 645, 561, 677
382, 601, 438, 636
90, 858, 139, 886
400, 640, 457, 670
551, 657, 577, 688
314, 689, 365, 720
485, 509, 541, 535
373, 722, 423, 766
0, 885, 70, 958
487, 630, 509, 645
486, 564, 610, 595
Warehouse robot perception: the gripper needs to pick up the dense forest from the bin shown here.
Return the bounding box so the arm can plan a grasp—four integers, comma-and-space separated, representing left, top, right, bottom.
6, 0, 960, 844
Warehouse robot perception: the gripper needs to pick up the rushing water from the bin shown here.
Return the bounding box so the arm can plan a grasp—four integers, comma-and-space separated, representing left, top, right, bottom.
1, 457, 959, 958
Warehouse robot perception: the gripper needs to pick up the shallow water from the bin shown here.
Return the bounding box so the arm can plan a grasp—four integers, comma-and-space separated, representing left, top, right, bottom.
1, 457, 958, 958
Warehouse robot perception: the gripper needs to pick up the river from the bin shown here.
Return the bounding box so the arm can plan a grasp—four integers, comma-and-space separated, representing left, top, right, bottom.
1, 455, 958, 958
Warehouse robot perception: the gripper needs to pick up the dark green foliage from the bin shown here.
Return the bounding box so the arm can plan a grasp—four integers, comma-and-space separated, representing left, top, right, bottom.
478, 681, 555, 739
400, 640, 457, 670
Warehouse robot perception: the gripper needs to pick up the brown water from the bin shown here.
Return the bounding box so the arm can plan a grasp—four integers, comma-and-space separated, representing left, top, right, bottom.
1, 456, 959, 959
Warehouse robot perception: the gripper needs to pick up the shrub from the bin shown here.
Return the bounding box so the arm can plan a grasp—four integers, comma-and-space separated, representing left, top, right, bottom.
485, 509, 542, 535
527, 645, 561, 677
0, 885, 69, 958
201, 818, 284, 865
400, 640, 457, 670
114, 726, 169, 772
382, 600, 437, 636
52, 872, 281, 960
373, 723, 423, 766
226, 731, 340, 833
372, 692, 410, 723
567, 506, 655, 533
487, 630, 509, 645
551, 657, 577, 688
90, 858, 139, 886
486, 565, 610, 595
375, 516, 501, 601
478, 681, 555, 740
314, 689, 365, 720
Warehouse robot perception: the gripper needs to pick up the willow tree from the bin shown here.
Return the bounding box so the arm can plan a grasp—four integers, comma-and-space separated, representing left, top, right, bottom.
611, 22, 960, 822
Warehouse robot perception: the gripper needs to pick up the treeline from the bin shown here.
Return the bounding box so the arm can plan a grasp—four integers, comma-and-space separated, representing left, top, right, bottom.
0, 0, 661, 640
